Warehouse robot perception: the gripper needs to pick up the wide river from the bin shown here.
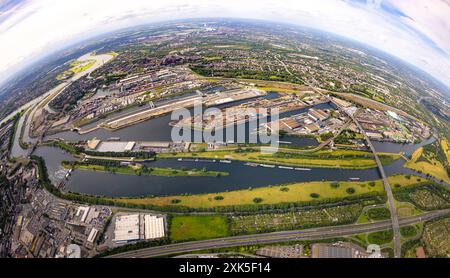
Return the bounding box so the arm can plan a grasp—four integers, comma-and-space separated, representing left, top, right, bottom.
29, 90, 436, 197
34, 144, 422, 197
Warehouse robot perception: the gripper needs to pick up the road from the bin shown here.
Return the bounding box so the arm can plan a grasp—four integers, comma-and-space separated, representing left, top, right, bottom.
107, 209, 449, 258
9, 52, 115, 159
270, 55, 403, 257
350, 113, 402, 258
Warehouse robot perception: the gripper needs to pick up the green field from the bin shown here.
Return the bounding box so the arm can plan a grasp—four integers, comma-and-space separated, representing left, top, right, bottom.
422, 217, 450, 257
405, 146, 450, 184
113, 175, 422, 209
400, 226, 418, 238
230, 203, 362, 234
402, 217, 450, 258
394, 183, 450, 210
71, 60, 95, 73
56, 59, 96, 80
366, 207, 391, 221
158, 148, 400, 169
442, 139, 450, 164
63, 162, 228, 177
367, 230, 393, 245
169, 215, 230, 241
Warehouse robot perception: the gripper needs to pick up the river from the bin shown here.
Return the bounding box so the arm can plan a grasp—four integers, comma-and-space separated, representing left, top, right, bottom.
33, 92, 435, 197
34, 145, 417, 197
10, 52, 116, 158
15, 79, 435, 197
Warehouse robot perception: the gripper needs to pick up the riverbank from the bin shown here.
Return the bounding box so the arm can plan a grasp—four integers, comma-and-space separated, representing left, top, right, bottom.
32, 144, 431, 214
441, 139, 450, 164
405, 146, 450, 184
8, 111, 24, 160
43, 138, 401, 169
158, 148, 401, 169
62, 161, 229, 178
18, 107, 32, 149
109, 174, 425, 209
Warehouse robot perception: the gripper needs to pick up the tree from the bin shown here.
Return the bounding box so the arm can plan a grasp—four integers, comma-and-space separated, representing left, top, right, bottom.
330, 182, 340, 188
253, 197, 263, 203
142, 164, 149, 173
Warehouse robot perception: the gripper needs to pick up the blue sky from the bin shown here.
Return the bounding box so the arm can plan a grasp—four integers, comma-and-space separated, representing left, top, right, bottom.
0, 0, 449, 88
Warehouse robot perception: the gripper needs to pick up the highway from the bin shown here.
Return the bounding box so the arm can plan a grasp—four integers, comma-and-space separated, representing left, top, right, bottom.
107, 209, 450, 258
274, 56, 403, 257
350, 113, 402, 258
10, 52, 115, 159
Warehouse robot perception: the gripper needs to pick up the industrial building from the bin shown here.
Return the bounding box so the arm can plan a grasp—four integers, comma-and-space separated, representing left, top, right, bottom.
139, 141, 170, 149
204, 88, 266, 106
113, 214, 140, 243
86, 139, 136, 152
87, 228, 98, 244
87, 139, 101, 150
312, 244, 353, 258
281, 118, 302, 130
311, 243, 383, 258
96, 141, 135, 152
308, 108, 330, 121
75, 206, 90, 223
144, 215, 165, 239
113, 213, 165, 244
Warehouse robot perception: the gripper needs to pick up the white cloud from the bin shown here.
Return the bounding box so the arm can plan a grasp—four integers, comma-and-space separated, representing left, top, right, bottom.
0, 0, 449, 87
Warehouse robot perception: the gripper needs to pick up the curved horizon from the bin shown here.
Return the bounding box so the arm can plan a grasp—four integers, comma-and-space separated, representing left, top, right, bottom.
0, 0, 449, 90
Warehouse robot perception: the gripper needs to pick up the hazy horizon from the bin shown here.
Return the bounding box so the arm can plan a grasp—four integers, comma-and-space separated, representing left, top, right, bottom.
0, 0, 449, 89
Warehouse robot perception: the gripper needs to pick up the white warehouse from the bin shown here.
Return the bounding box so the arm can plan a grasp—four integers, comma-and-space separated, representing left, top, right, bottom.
113, 214, 140, 243
113, 213, 165, 243
144, 215, 165, 239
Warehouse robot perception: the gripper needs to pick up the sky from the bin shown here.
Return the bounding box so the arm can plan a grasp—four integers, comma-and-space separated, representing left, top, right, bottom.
0, 0, 449, 88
